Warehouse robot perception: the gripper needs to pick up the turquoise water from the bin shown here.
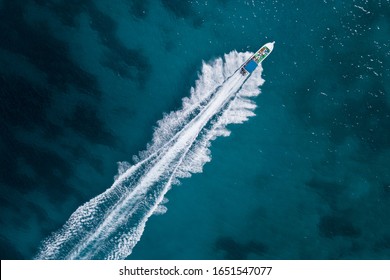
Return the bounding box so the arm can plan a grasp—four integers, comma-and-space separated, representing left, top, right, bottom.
1, 0, 389, 259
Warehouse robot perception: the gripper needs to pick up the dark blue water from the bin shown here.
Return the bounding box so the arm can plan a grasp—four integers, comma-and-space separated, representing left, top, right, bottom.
1, 0, 389, 259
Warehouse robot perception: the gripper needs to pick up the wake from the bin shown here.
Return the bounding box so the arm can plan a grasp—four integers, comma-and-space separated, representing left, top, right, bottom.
36, 51, 265, 259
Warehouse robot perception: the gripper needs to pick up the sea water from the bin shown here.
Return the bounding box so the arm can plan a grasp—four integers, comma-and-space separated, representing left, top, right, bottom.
0, 0, 389, 259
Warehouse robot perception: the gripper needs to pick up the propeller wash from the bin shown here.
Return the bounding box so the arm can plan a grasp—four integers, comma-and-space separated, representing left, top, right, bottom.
36, 43, 274, 259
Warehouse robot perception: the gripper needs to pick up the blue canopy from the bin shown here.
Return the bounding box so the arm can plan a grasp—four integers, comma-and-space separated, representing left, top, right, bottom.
244, 60, 258, 73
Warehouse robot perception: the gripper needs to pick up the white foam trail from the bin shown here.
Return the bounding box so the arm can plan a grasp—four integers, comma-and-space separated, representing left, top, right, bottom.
35, 51, 265, 259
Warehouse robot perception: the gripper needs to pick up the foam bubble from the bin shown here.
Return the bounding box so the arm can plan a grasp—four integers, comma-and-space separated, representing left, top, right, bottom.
36, 51, 265, 260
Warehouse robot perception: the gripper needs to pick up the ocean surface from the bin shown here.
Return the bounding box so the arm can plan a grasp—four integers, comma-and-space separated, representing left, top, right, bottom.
0, 0, 389, 260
